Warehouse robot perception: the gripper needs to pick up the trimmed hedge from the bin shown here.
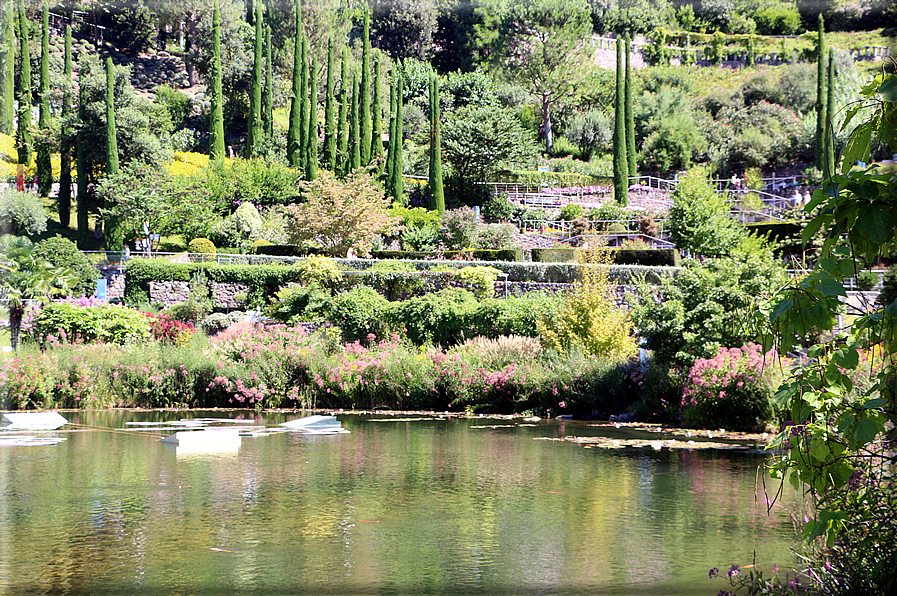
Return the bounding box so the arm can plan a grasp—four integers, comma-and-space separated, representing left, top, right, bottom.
531, 247, 680, 267
372, 249, 523, 262
255, 246, 524, 262
124, 257, 681, 305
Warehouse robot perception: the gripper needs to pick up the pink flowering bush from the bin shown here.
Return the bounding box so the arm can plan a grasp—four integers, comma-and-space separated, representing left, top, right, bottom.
681, 343, 778, 430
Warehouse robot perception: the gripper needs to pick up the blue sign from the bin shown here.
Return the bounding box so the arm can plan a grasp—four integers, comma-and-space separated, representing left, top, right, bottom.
96, 278, 107, 300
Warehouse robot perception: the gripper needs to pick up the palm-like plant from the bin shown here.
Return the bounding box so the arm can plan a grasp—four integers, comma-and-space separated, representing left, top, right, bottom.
1, 247, 77, 350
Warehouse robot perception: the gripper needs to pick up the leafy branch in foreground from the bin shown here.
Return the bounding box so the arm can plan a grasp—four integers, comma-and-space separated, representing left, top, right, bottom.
756, 66, 897, 595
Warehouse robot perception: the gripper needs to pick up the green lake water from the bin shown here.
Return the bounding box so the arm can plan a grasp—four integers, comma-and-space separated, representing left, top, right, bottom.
0, 411, 801, 595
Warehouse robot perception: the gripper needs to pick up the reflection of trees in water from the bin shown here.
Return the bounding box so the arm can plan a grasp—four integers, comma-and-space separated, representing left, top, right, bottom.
1, 413, 797, 593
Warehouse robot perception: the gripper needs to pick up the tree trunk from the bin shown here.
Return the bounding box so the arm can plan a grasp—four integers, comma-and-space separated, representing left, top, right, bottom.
9, 304, 22, 351
542, 93, 552, 154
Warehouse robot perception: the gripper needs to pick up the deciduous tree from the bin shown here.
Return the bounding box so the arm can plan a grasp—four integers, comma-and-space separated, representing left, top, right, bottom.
285, 171, 399, 256
476, 0, 592, 154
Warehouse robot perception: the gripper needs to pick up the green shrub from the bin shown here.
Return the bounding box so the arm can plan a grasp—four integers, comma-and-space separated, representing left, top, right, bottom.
34, 303, 151, 345
388, 288, 480, 347
481, 194, 515, 223
328, 286, 392, 343
33, 236, 98, 298
472, 224, 518, 250
401, 224, 440, 251
153, 84, 193, 130
296, 256, 343, 290
455, 266, 502, 299
548, 136, 581, 159
0, 189, 48, 236
196, 158, 302, 210
471, 292, 563, 337
559, 204, 584, 221
188, 237, 216, 255
212, 202, 265, 250
267, 285, 329, 324
363, 260, 426, 300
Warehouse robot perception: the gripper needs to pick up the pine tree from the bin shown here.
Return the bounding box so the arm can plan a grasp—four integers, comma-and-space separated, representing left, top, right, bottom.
336, 46, 349, 175
0, 0, 14, 135
349, 72, 360, 172
209, 0, 225, 161
58, 24, 73, 227
613, 37, 628, 206
360, 9, 371, 165
15, 0, 31, 168
76, 79, 88, 248
298, 35, 309, 173
36, 0, 51, 197
286, 0, 303, 167
246, 0, 263, 157
306, 55, 318, 181
825, 48, 836, 176
371, 51, 383, 166
323, 37, 336, 171
428, 74, 444, 214
264, 23, 273, 138
815, 14, 826, 170
104, 57, 122, 250
624, 32, 636, 179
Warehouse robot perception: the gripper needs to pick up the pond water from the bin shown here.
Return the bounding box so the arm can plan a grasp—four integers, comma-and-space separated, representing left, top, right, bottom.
0, 411, 800, 595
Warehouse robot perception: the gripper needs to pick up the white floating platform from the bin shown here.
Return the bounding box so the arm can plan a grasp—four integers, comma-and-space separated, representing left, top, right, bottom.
280, 415, 348, 433
161, 428, 242, 449
1, 411, 69, 430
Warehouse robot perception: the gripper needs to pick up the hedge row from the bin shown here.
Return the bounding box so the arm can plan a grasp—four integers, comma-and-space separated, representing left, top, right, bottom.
125, 258, 680, 305
531, 248, 680, 266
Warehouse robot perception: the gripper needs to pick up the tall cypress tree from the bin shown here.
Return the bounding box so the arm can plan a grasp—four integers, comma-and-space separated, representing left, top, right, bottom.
36, 0, 51, 197
322, 37, 336, 171
264, 23, 273, 138
0, 0, 14, 135
349, 72, 360, 172
359, 9, 371, 165
386, 76, 396, 197
613, 37, 628, 206
104, 57, 122, 250
371, 51, 383, 166
428, 74, 444, 214
209, 0, 225, 161
286, 0, 303, 167
392, 73, 404, 203
624, 32, 636, 179
825, 48, 836, 176
246, 0, 263, 157
76, 79, 88, 248
298, 35, 309, 173
815, 14, 826, 170
58, 24, 72, 227
15, 0, 30, 169
306, 55, 318, 181
336, 46, 349, 175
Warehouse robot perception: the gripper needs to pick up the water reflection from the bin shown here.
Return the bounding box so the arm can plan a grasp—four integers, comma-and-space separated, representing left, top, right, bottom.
0, 412, 798, 595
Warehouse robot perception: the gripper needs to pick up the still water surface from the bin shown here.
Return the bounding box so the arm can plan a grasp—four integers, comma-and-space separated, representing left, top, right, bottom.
0, 411, 799, 595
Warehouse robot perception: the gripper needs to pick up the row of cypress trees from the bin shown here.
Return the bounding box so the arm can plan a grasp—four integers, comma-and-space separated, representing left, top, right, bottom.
612, 34, 636, 207
0, 0, 446, 240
